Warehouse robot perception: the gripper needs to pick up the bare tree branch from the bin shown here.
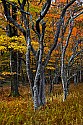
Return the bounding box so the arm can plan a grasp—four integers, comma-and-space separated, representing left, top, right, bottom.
70, 10, 83, 21
68, 49, 83, 65
44, 0, 76, 67
36, 0, 51, 35
1, 0, 26, 36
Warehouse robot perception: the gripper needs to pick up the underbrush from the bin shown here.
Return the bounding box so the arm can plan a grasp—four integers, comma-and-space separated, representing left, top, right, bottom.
0, 83, 83, 125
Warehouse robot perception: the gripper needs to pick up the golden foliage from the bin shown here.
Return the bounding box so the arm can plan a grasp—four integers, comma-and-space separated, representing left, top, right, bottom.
0, 35, 26, 53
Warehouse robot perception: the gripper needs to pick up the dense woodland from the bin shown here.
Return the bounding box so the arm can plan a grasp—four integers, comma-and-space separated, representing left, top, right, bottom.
0, 0, 83, 124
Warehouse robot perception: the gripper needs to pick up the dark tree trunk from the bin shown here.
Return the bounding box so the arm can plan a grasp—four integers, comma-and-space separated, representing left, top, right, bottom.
9, 51, 20, 97
6, 3, 20, 97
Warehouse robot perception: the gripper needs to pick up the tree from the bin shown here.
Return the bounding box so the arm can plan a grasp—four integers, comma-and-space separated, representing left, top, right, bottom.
59, 5, 83, 100
6, 2, 20, 97
1, 0, 82, 110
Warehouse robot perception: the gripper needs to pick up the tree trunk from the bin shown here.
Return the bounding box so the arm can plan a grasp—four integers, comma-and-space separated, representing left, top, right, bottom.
61, 52, 68, 101
26, 30, 34, 98
7, 3, 20, 97
62, 75, 68, 101
33, 51, 43, 109
9, 51, 20, 97
74, 71, 78, 85
33, 23, 46, 110
80, 70, 82, 82
39, 67, 46, 105
61, 63, 68, 101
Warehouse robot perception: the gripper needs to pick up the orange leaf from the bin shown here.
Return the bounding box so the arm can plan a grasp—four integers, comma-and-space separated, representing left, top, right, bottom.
72, 27, 77, 36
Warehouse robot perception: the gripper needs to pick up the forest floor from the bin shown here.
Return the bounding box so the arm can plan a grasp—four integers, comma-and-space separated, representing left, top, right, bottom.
0, 83, 83, 125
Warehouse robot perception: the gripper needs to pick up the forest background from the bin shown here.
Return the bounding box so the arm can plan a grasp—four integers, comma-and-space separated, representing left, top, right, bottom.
0, 0, 83, 124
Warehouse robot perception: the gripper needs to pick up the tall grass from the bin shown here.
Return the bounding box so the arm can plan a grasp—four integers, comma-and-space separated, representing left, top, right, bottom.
0, 83, 83, 125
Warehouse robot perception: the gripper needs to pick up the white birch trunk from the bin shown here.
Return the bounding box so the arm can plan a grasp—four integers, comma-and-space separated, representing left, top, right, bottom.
26, 29, 34, 98
39, 67, 46, 105
74, 71, 78, 85
33, 22, 46, 110
61, 52, 68, 101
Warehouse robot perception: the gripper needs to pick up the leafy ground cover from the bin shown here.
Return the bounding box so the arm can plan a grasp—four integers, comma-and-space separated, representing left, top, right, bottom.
0, 83, 83, 125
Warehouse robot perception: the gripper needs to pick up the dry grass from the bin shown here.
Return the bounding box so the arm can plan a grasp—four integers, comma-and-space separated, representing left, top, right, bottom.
0, 83, 83, 125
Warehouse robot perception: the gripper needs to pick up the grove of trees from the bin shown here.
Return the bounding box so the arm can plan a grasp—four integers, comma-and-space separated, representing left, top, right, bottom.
0, 0, 83, 110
